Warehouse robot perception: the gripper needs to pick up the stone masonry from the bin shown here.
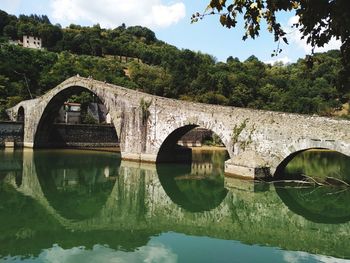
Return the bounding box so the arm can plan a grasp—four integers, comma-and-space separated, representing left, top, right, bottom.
0, 121, 23, 147
6, 76, 350, 178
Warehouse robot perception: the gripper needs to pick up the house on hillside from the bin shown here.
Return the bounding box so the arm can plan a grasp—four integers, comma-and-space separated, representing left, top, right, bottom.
21, 35, 42, 49
8, 35, 42, 49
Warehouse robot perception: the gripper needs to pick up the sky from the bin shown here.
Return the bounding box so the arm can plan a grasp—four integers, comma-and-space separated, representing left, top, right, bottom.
0, 0, 341, 64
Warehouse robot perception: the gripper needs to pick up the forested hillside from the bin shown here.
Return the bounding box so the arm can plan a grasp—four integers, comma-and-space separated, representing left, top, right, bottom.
0, 10, 349, 120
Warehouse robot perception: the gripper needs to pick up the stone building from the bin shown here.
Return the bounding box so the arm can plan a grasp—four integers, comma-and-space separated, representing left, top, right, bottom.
8, 35, 42, 49
22, 35, 42, 49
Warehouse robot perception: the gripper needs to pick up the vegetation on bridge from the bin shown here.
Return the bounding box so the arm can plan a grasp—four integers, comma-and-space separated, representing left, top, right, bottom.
0, 10, 349, 120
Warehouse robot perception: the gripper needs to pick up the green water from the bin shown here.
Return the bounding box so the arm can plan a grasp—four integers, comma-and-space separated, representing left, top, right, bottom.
0, 149, 350, 263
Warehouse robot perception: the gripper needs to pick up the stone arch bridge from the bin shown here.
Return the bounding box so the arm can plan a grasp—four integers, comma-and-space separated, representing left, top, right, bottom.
7, 76, 350, 178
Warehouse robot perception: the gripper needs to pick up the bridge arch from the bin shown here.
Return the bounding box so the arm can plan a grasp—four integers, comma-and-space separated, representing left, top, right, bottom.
17, 106, 25, 122
155, 121, 232, 163
273, 141, 350, 177
33, 83, 120, 148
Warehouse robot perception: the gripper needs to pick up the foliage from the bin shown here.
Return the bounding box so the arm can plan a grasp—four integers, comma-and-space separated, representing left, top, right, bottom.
203, 133, 223, 146
231, 118, 248, 145
0, 9, 348, 121
194, 0, 350, 97
6, 96, 23, 108
128, 61, 171, 95
68, 92, 93, 105
0, 104, 8, 120
231, 118, 256, 151
81, 112, 98, 124
192, 0, 350, 64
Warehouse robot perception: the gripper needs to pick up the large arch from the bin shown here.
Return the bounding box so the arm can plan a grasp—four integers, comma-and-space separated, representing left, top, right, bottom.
274, 148, 326, 177
34, 85, 118, 148
5, 77, 129, 150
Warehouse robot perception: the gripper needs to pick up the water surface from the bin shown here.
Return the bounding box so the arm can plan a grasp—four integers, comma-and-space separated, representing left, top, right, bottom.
0, 148, 350, 262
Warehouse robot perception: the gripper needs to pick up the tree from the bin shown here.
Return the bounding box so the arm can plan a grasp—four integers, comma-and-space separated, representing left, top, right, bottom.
3, 24, 17, 39
193, 1, 350, 71
38, 23, 62, 48
0, 10, 17, 35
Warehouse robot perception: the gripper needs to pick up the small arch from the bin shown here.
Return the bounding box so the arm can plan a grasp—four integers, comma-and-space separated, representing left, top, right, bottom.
17, 106, 25, 123
274, 148, 323, 178
17, 106, 25, 144
274, 147, 350, 181
156, 124, 230, 163
156, 124, 198, 163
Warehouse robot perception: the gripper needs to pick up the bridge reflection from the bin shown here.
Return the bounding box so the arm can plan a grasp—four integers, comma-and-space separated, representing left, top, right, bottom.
33, 150, 120, 220
157, 149, 229, 212
0, 149, 350, 259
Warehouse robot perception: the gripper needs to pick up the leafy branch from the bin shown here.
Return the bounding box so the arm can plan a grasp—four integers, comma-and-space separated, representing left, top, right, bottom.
231, 118, 248, 145
231, 118, 255, 151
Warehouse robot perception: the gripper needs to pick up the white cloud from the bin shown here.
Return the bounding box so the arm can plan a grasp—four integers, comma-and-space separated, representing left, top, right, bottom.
286, 15, 341, 54
282, 250, 350, 263
51, 0, 186, 29
265, 56, 291, 65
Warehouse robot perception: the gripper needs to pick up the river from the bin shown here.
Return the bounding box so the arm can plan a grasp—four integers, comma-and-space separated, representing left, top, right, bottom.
0, 148, 349, 263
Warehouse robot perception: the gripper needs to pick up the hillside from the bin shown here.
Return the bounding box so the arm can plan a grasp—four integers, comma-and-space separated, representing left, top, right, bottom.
0, 10, 349, 120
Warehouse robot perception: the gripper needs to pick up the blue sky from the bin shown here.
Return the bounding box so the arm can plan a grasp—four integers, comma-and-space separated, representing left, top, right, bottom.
0, 0, 341, 63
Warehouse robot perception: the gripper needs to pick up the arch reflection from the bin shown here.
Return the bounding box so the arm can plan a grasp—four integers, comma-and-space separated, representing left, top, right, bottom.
1, 148, 350, 260
275, 150, 350, 223
34, 149, 120, 220
157, 149, 229, 212
276, 186, 350, 224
